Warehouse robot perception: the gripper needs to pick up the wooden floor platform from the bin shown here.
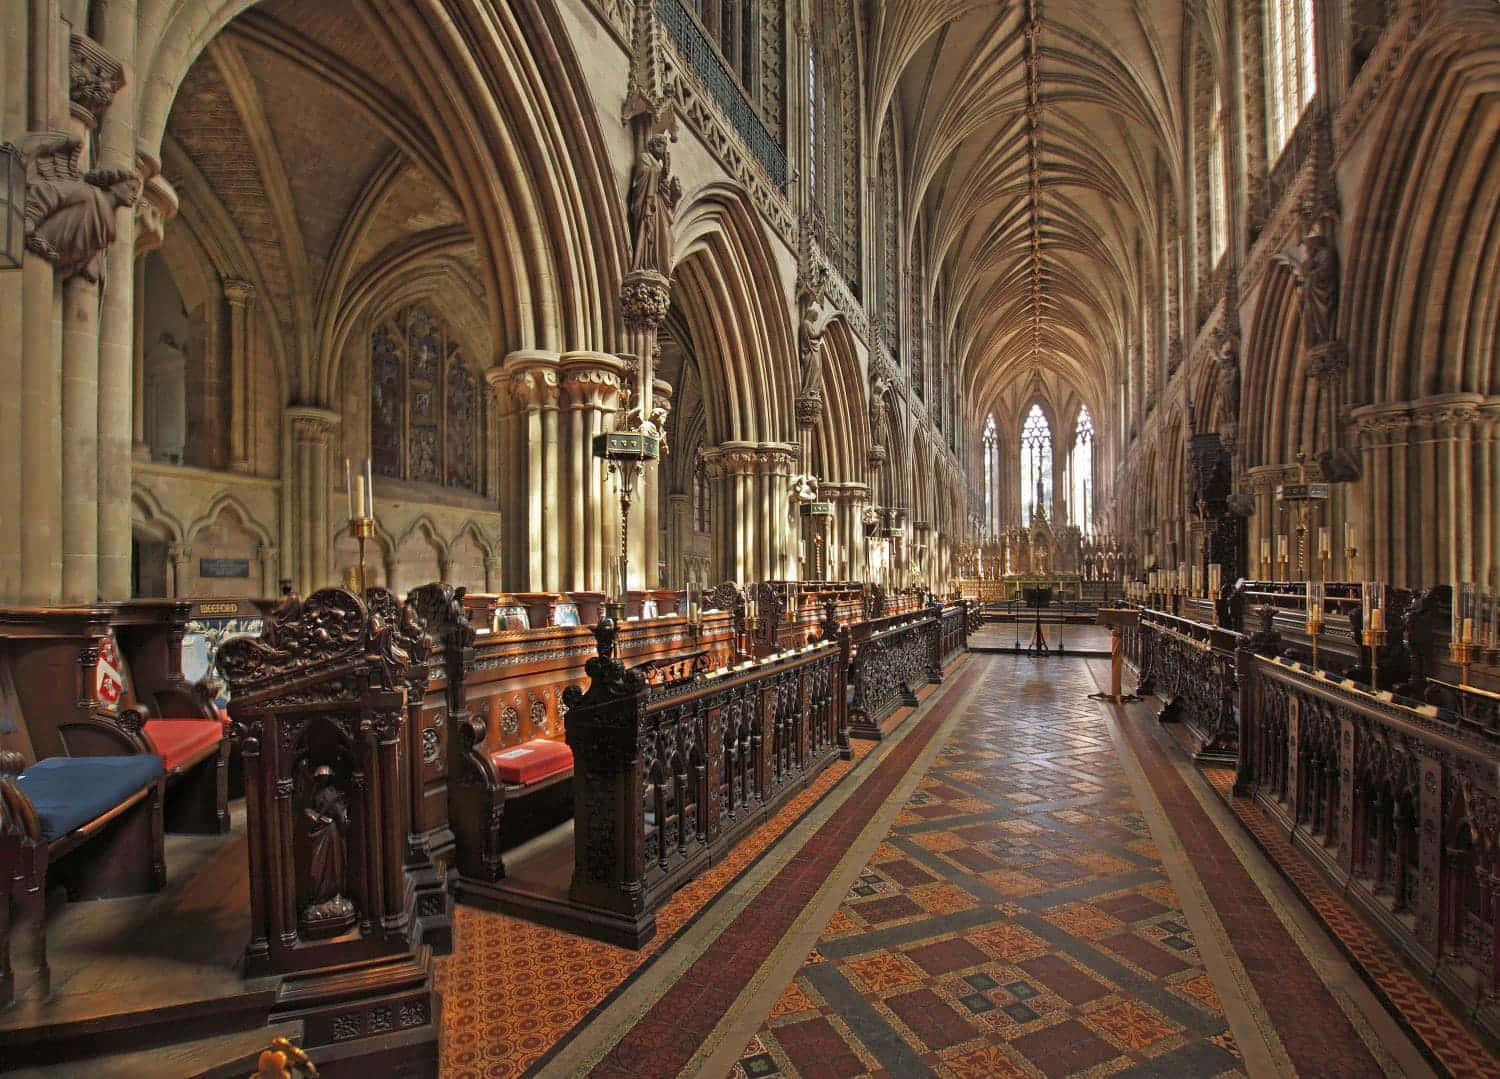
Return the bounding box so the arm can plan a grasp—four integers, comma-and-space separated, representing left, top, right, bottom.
1, 805, 439, 1076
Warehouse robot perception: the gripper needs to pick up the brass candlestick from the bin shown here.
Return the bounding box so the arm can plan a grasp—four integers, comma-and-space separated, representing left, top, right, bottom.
1363, 626, 1386, 692
1306, 616, 1323, 669
1451, 639, 1473, 689
348, 516, 374, 592
1345, 546, 1359, 581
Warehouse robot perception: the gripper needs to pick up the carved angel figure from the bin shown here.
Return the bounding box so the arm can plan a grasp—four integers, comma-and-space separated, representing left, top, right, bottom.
790, 474, 819, 503
21, 133, 138, 283
628, 134, 682, 275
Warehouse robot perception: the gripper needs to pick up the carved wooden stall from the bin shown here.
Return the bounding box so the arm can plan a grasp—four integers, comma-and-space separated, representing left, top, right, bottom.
435, 600, 735, 889
558, 622, 843, 947
218, 588, 440, 1074
751, 582, 866, 654
1237, 654, 1500, 1041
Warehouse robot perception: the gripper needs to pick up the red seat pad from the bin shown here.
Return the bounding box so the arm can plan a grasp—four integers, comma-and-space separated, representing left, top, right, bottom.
143, 718, 223, 772
490, 738, 573, 786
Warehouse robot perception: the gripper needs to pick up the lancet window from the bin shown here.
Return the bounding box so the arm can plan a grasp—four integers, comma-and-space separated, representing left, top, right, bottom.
1208, 84, 1229, 263
693, 458, 712, 533
1266, 0, 1317, 159
1020, 404, 1053, 524
1070, 406, 1095, 538
806, 3, 860, 296
370, 304, 480, 494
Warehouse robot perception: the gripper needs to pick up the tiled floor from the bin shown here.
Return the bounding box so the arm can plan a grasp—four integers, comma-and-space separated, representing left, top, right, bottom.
733, 657, 1245, 1078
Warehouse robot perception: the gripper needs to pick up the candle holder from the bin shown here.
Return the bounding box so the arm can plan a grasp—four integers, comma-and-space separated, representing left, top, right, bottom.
1363, 626, 1386, 691
1450, 638, 1473, 689
348, 515, 375, 592
1306, 616, 1323, 669
1344, 546, 1359, 581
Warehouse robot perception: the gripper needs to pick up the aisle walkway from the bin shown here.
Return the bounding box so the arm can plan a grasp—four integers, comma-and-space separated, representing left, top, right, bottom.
451, 653, 1443, 1078
736, 655, 1245, 1077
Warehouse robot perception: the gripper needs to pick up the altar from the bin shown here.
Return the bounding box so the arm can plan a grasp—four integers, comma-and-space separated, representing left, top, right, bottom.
958, 574, 1083, 604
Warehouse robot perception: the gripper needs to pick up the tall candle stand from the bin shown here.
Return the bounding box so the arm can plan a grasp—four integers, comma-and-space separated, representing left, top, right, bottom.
1363, 614, 1386, 692
594, 429, 660, 623
348, 515, 374, 593
1344, 545, 1359, 581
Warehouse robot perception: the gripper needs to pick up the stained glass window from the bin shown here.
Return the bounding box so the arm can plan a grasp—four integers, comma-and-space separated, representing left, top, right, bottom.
370, 304, 481, 494
982, 414, 997, 540
1020, 404, 1053, 524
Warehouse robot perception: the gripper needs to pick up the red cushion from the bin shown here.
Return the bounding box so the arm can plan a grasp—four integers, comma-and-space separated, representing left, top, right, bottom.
490, 738, 573, 786
143, 718, 222, 772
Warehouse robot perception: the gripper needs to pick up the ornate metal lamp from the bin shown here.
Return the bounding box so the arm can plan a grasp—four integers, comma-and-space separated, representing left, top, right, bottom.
1276, 451, 1330, 580
594, 429, 659, 620
800, 499, 834, 581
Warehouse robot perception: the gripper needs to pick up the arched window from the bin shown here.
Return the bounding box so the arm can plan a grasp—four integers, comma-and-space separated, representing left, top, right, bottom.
1266, 0, 1317, 159
1208, 84, 1228, 263
1020, 404, 1053, 524
693, 458, 712, 533
982, 414, 997, 540
1070, 406, 1095, 538
370, 304, 481, 494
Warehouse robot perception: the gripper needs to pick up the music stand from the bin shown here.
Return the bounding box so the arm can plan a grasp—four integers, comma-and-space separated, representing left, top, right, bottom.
1024, 587, 1052, 656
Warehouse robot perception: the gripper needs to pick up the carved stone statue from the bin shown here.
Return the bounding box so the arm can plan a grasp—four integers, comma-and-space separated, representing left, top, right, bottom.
1277, 227, 1339, 348
798, 295, 825, 398
627, 133, 682, 275
1214, 326, 1241, 436
870, 379, 891, 451
299, 765, 355, 936
790, 474, 819, 503
21, 132, 139, 284
623, 401, 671, 454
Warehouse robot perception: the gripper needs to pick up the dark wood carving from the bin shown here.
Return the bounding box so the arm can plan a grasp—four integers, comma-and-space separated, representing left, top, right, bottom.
219, 587, 432, 979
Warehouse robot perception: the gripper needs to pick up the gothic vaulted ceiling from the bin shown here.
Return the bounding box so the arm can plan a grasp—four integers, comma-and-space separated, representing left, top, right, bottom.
869, 0, 1185, 426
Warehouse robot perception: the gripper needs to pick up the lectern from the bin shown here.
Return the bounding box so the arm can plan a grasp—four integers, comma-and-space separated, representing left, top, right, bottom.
1092, 607, 1142, 704
1023, 587, 1052, 656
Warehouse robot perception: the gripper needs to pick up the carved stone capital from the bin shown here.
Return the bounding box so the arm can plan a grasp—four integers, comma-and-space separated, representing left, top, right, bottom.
621, 269, 671, 333
493, 351, 560, 411
559, 351, 626, 411
285, 405, 340, 446
70, 35, 125, 131
868, 445, 888, 468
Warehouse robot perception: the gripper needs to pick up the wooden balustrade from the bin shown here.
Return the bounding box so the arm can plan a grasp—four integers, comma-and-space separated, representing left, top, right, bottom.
561, 625, 844, 947
1237, 654, 1500, 1040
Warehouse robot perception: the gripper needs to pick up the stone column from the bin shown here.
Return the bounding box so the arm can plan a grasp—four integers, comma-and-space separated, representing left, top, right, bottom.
1479, 403, 1500, 590
256, 543, 278, 598
645, 377, 672, 587
490, 351, 559, 592
666, 493, 689, 584
91, 14, 140, 601
283, 406, 339, 593
61, 272, 102, 601
559, 351, 624, 591
224, 278, 255, 472
167, 542, 191, 599
759, 444, 798, 581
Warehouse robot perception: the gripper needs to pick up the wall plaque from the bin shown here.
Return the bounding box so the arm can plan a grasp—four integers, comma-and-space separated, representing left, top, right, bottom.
200, 557, 251, 579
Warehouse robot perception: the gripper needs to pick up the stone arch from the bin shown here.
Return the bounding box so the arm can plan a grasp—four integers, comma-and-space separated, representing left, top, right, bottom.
447, 519, 498, 592
136, 0, 627, 376
672, 183, 798, 446
811, 317, 868, 485
182, 495, 277, 597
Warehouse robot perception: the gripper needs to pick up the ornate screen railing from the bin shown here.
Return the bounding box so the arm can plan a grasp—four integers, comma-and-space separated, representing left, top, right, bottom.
657, 0, 787, 190
1238, 654, 1500, 1038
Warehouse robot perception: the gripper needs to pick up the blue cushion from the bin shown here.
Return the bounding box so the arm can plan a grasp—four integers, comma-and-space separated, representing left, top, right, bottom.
14, 755, 164, 840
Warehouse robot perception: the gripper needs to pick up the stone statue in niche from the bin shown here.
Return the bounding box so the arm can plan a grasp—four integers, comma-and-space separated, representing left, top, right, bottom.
298, 764, 356, 937
628, 133, 682, 275
20, 132, 139, 284
869, 380, 891, 452
1276, 223, 1339, 349
1214, 326, 1241, 438
798, 294, 826, 398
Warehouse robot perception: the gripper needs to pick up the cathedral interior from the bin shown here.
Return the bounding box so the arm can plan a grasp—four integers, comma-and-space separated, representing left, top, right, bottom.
1, 0, 1498, 1076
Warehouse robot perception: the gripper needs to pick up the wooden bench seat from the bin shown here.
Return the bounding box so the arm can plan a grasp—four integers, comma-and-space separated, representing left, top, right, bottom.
0, 604, 229, 835
0, 653, 167, 1006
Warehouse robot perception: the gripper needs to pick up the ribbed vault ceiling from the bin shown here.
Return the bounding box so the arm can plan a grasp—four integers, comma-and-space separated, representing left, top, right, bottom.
870, 0, 1185, 426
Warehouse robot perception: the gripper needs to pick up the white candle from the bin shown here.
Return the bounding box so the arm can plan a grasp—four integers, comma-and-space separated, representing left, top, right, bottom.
352, 474, 366, 521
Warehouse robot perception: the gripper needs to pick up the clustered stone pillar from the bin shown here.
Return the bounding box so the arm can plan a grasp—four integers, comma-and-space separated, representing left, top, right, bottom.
559, 351, 625, 591
492, 351, 560, 592
224, 279, 255, 472
1352, 395, 1497, 590
283, 407, 339, 593
703, 443, 800, 584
